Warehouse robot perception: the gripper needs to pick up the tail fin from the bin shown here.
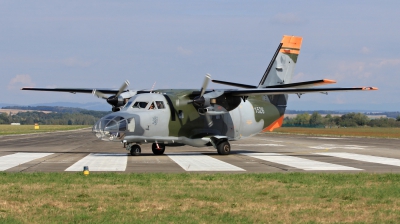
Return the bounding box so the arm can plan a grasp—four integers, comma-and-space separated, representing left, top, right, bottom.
258, 35, 303, 88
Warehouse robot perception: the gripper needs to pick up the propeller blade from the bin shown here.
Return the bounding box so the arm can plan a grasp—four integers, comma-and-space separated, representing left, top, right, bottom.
205, 113, 213, 127
116, 80, 130, 97
200, 74, 211, 97
92, 89, 108, 99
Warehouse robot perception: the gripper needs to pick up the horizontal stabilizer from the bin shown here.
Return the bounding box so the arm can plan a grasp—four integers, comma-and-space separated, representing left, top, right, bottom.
265, 79, 336, 88
211, 80, 257, 89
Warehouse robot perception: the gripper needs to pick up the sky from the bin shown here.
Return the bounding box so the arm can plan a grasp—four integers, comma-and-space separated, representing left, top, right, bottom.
2, 1, 400, 111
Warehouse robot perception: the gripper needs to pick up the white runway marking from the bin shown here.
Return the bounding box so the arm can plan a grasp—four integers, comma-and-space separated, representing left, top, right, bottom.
310, 144, 368, 150
232, 144, 284, 147
315, 153, 400, 167
307, 137, 346, 140
241, 153, 361, 171
0, 153, 53, 171
65, 153, 127, 171
167, 153, 245, 171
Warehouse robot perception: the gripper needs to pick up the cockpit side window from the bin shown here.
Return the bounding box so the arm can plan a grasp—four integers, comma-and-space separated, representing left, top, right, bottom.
132, 101, 148, 109
155, 101, 165, 109
149, 103, 155, 110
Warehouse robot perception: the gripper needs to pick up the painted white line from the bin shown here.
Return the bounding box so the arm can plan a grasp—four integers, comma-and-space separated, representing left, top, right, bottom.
167, 153, 245, 171
308, 137, 346, 140
232, 144, 284, 147
0, 153, 54, 171
241, 153, 361, 171
65, 153, 127, 171
310, 144, 368, 150
315, 153, 400, 167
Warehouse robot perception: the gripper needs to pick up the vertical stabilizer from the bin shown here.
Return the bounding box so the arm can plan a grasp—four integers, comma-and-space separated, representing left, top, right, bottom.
258, 35, 303, 88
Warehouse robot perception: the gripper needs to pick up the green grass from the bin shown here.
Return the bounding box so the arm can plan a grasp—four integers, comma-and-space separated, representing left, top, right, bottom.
274, 127, 400, 138
0, 125, 90, 136
0, 172, 400, 223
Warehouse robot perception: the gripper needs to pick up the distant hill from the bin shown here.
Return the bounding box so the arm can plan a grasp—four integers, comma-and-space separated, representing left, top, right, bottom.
286, 110, 400, 119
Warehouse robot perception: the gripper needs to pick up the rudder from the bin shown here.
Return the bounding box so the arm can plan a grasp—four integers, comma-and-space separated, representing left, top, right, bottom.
258, 35, 303, 88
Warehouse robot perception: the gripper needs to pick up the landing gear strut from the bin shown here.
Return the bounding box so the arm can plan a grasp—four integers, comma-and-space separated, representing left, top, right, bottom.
152, 143, 166, 155
127, 144, 141, 156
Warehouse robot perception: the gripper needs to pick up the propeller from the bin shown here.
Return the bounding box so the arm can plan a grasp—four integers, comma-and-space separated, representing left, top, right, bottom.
92, 80, 131, 112
193, 74, 211, 108
92, 90, 108, 99
194, 74, 213, 127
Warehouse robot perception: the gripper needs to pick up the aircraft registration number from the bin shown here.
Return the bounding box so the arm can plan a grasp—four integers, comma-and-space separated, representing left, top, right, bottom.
254, 107, 265, 114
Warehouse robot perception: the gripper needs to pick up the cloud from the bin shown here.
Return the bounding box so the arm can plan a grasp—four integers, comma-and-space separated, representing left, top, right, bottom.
62, 57, 92, 67
270, 13, 306, 25
370, 58, 400, 68
8, 74, 35, 90
177, 46, 193, 56
361, 47, 370, 54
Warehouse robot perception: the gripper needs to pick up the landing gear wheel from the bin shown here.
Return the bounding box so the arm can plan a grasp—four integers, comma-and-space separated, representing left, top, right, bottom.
130, 145, 141, 156
217, 141, 231, 155
152, 143, 166, 155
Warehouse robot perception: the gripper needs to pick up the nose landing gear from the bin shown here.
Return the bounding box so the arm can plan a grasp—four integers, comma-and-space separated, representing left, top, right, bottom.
127, 144, 141, 156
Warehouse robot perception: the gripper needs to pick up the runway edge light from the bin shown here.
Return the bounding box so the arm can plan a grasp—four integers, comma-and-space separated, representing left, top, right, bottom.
83, 166, 89, 176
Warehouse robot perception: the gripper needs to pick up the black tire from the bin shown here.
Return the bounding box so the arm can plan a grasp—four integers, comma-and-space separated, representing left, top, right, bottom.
152, 143, 165, 155
130, 145, 141, 156
217, 141, 231, 155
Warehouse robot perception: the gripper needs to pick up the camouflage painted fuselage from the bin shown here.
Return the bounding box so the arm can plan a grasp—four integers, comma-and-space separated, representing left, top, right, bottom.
92, 90, 286, 147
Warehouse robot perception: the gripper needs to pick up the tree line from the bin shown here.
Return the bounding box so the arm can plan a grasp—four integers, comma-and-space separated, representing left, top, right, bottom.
0, 110, 110, 125
283, 112, 400, 128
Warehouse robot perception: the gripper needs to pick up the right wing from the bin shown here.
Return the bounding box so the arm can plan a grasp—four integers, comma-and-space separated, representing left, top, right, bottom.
224, 87, 378, 97
212, 79, 337, 89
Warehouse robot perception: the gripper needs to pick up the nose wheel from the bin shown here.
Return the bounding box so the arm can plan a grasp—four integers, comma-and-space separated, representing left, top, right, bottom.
127, 144, 141, 156
217, 141, 231, 155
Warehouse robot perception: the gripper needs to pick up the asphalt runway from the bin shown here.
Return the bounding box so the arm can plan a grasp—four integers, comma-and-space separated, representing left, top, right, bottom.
1, 128, 400, 173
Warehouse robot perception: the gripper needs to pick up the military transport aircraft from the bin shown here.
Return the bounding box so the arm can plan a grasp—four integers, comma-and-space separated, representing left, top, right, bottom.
22, 35, 377, 156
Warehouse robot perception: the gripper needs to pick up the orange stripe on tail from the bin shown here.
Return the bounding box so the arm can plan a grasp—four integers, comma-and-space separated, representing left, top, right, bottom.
262, 115, 284, 132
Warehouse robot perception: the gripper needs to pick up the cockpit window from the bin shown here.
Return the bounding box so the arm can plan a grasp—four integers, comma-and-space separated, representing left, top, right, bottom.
132, 101, 148, 109
148, 103, 155, 110
156, 101, 165, 109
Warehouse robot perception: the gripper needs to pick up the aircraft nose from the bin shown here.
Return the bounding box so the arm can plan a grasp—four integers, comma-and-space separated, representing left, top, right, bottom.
92, 115, 129, 141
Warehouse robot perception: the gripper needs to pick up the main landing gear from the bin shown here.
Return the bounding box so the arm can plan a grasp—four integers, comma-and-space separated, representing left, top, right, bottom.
152, 143, 165, 155
126, 143, 166, 156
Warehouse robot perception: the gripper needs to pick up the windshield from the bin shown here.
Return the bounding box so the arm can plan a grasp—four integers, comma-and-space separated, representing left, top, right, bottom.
132, 101, 148, 109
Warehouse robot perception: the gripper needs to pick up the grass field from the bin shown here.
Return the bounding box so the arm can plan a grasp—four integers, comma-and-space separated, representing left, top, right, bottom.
274, 127, 400, 138
0, 172, 399, 223
0, 125, 90, 136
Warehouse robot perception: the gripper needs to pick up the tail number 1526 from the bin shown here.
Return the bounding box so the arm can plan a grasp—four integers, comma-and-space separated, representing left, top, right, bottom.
254, 107, 265, 114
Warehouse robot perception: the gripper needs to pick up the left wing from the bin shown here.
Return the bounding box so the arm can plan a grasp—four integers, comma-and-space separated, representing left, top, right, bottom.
224, 87, 378, 96
21, 87, 120, 94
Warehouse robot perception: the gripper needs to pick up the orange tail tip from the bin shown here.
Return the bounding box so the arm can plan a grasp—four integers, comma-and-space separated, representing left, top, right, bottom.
322, 79, 337, 84
280, 35, 303, 51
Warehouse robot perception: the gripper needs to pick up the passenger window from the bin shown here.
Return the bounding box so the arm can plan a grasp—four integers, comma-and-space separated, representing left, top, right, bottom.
156, 101, 165, 109
132, 101, 148, 109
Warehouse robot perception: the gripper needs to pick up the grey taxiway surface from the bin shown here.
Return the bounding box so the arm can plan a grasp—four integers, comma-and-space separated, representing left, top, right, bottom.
0, 128, 399, 173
